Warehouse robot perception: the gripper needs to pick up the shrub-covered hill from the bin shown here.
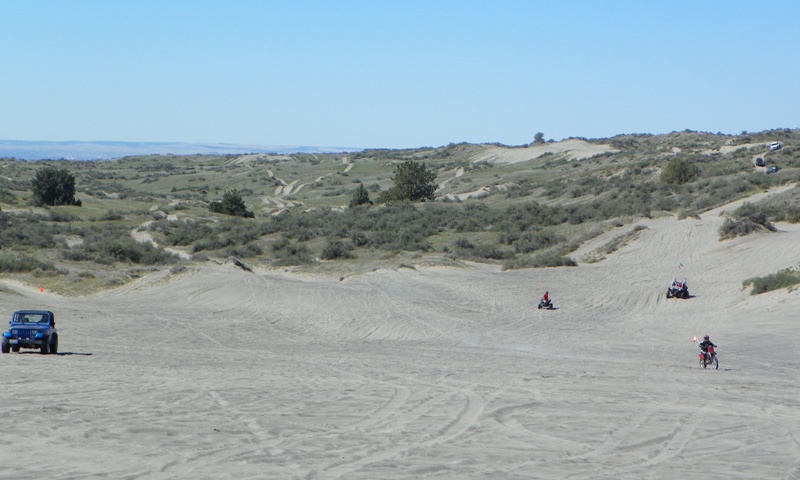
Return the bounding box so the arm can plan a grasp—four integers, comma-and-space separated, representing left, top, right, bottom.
1, 129, 799, 294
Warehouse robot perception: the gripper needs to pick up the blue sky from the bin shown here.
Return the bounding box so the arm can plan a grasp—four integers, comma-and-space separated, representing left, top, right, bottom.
2, 0, 798, 149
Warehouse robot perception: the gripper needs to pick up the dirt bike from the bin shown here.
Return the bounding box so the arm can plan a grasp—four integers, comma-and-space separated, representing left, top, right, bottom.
698, 346, 719, 369
538, 299, 554, 310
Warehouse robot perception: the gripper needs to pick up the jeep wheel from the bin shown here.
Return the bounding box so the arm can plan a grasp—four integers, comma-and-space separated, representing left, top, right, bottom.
40, 342, 49, 355
1, 342, 9, 354
11, 346, 20, 353
50, 335, 58, 355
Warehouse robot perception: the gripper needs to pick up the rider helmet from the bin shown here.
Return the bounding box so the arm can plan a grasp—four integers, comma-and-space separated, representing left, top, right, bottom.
703, 335, 709, 340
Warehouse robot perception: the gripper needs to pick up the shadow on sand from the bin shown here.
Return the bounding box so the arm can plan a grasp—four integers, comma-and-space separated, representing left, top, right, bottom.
11, 351, 93, 356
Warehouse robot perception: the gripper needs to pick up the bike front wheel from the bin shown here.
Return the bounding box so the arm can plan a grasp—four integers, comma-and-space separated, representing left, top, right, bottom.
710, 355, 719, 370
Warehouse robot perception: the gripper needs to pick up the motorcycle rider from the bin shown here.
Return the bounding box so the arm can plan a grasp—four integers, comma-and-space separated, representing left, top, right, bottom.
699, 335, 717, 358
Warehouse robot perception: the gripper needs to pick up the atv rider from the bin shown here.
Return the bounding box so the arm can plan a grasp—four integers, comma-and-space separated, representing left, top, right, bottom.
699, 335, 717, 355
541, 291, 550, 304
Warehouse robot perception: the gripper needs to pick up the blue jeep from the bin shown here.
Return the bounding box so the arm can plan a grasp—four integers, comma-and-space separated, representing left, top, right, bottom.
2, 310, 58, 354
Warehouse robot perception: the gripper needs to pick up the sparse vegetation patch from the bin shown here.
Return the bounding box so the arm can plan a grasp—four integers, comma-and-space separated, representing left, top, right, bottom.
719, 203, 777, 240
2, 129, 800, 291
743, 269, 800, 295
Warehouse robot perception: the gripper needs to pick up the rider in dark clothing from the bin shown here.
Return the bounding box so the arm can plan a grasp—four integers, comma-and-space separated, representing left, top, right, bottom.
699, 335, 716, 353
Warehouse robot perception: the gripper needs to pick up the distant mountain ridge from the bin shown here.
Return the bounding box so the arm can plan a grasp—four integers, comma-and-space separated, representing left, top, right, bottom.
0, 139, 358, 160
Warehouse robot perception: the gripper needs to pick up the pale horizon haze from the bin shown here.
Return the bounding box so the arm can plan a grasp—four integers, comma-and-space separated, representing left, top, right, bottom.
2, 0, 798, 150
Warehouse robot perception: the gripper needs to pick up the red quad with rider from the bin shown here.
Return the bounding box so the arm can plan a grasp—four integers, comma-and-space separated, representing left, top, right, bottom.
538, 291, 554, 310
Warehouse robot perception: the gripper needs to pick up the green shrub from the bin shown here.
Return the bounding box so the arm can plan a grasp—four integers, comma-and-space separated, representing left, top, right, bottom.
101, 239, 178, 265
514, 229, 566, 254
660, 157, 701, 185
743, 270, 800, 294
31, 166, 82, 206
453, 237, 474, 249
718, 203, 777, 239
99, 210, 124, 221
62, 238, 177, 266
348, 183, 372, 207
377, 161, 437, 203
320, 240, 354, 260
150, 219, 214, 246
0, 253, 55, 273
222, 243, 263, 258
677, 210, 701, 220
209, 189, 254, 218
48, 210, 79, 222
0, 212, 59, 248
502, 253, 576, 270
270, 236, 315, 266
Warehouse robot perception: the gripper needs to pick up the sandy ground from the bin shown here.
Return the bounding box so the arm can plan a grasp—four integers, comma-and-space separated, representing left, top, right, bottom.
473, 139, 618, 165
2, 187, 800, 479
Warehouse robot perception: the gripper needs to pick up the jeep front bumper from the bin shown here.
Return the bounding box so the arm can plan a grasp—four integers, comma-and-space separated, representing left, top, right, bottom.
5, 338, 46, 348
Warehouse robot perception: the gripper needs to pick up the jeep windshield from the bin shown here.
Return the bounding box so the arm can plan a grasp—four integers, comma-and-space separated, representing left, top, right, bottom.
12, 313, 49, 324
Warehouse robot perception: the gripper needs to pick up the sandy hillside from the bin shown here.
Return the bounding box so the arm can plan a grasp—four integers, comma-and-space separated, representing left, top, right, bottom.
2, 187, 800, 479
473, 139, 618, 164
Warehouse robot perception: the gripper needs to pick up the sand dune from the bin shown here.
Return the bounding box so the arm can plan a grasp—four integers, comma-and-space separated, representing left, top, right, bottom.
2, 187, 800, 479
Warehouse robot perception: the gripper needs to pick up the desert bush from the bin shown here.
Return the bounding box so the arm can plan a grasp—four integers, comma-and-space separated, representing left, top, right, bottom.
347, 229, 368, 247
499, 202, 562, 232
96, 238, 177, 265
370, 226, 432, 251
348, 183, 373, 207
0, 188, 15, 205
0, 213, 60, 248
270, 236, 315, 266
158, 217, 270, 253
48, 210, 79, 222
505, 181, 535, 198
223, 243, 263, 258
660, 157, 701, 185
60, 247, 92, 262
320, 239, 354, 260
514, 229, 566, 254
0, 253, 56, 273
63, 238, 178, 265
652, 193, 679, 211
99, 210, 124, 221
744, 193, 800, 224
743, 269, 800, 294
152, 219, 215, 246
502, 252, 577, 270
692, 178, 754, 210
451, 239, 512, 261
769, 207, 800, 223
677, 210, 701, 220
718, 203, 777, 239
453, 237, 474, 249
